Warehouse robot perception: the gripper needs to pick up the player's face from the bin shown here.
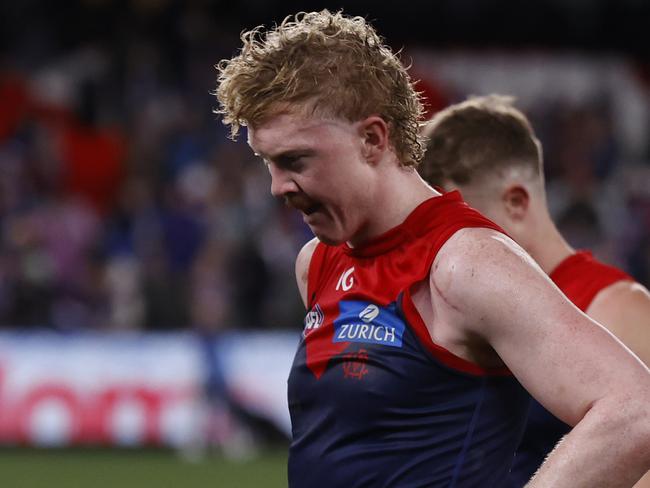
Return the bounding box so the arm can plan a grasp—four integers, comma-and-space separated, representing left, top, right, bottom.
248, 111, 377, 245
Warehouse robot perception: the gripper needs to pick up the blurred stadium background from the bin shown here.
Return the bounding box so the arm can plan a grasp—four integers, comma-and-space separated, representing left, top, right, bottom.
0, 1, 649, 487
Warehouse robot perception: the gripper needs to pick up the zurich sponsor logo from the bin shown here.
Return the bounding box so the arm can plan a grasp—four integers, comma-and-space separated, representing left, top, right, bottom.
333, 301, 404, 347
359, 304, 379, 323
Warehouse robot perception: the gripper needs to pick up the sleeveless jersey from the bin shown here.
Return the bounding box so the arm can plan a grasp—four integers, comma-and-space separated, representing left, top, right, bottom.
508, 251, 632, 487
287, 191, 530, 488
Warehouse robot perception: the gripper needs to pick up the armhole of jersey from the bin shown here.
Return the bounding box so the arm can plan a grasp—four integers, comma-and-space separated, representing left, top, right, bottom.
306, 242, 326, 309
400, 287, 512, 377
404, 222, 513, 377
553, 253, 634, 311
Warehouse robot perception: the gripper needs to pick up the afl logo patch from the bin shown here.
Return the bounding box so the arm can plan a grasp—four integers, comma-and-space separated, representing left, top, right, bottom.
303, 304, 324, 337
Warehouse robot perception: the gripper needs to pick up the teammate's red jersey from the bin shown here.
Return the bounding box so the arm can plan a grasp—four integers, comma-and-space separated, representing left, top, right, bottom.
288, 191, 530, 487
508, 251, 632, 487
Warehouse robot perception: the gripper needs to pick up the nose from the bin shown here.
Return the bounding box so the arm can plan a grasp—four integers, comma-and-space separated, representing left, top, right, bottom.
269, 165, 299, 198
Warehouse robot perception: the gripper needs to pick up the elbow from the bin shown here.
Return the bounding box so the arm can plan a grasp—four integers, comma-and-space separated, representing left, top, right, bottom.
592, 392, 650, 472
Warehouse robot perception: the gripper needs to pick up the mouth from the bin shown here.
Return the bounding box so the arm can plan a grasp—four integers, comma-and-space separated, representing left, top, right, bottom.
285, 194, 322, 216
303, 203, 322, 216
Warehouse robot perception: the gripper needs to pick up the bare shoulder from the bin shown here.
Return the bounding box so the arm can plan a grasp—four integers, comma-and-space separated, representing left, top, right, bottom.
430, 227, 544, 318
434, 226, 537, 272
590, 280, 650, 313
587, 279, 650, 365
296, 237, 319, 277
295, 237, 320, 307
430, 226, 650, 426
588, 279, 650, 326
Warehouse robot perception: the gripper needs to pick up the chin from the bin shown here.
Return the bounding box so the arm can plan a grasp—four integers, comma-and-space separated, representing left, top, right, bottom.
311, 226, 346, 246
314, 232, 343, 246
310, 221, 352, 246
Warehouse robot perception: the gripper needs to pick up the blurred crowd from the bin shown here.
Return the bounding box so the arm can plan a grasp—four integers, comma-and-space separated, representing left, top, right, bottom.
0, 1, 649, 332
0, 1, 313, 331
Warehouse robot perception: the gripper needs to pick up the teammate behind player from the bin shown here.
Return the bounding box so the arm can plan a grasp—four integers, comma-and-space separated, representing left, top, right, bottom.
420, 94, 650, 487
215, 11, 650, 487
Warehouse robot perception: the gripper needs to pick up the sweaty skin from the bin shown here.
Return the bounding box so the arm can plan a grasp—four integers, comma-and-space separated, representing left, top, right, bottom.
270, 109, 650, 487
441, 169, 650, 487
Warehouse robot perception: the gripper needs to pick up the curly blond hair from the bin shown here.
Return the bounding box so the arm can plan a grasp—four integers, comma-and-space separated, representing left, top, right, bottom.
215, 10, 425, 167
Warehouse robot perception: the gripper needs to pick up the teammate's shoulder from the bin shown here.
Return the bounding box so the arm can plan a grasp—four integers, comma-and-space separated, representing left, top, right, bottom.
594, 279, 650, 309
586, 278, 650, 347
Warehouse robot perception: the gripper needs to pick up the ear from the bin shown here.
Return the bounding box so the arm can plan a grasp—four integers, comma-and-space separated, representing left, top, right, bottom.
358, 115, 390, 164
502, 184, 529, 221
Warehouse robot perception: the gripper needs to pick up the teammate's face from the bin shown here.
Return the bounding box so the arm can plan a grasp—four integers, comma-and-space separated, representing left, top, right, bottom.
248, 111, 377, 245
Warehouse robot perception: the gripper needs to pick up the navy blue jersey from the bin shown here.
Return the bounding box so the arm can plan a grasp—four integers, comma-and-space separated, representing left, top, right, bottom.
288, 192, 530, 487
508, 251, 631, 487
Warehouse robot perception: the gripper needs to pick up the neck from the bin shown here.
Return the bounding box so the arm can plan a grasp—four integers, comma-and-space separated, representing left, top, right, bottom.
347, 169, 437, 248
523, 213, 575, 275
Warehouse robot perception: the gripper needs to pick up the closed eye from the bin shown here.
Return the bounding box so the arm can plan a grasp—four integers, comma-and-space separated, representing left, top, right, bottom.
276, 151, 314, 172
277, 155, 304, 172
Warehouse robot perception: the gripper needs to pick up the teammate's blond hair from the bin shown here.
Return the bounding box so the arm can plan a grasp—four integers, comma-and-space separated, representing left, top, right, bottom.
421, 94, 543, 185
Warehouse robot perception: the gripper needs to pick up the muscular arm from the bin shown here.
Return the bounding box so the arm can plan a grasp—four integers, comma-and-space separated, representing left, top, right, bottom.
433, 228, 650, 488
295, 238, 319, 308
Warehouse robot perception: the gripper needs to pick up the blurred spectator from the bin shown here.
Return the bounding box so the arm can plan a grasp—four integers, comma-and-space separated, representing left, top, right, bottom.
60, 79, 126, 216
0, 1, 648, 334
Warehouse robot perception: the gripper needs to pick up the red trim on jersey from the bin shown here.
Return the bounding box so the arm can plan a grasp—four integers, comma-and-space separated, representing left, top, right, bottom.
401, 287, 513, 377
304, 191, 515, 378
550, 251, 632, 312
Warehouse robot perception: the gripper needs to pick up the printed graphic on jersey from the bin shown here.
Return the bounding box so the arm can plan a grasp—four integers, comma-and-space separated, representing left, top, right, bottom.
333, 301, 404, 347
342, 349, 369, 380
303, 304, 324, 337
335, 266, 355, 291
